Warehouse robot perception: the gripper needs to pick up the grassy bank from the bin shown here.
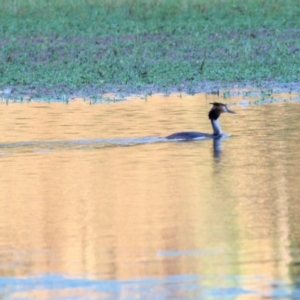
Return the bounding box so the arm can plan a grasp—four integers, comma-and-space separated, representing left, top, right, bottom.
0, 0, 300, 99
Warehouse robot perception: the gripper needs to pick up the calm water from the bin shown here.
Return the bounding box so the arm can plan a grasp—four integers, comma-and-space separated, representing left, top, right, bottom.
0, 92, 300, 300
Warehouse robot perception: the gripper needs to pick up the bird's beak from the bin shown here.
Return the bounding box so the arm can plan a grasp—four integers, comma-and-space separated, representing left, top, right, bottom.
226, 107, 236, 114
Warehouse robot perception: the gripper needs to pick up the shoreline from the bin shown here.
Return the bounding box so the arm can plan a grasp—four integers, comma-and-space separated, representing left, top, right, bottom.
1, 80, 300, 102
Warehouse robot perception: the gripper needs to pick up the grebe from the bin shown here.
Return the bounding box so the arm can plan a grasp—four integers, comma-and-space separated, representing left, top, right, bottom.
166, 102, 236, 140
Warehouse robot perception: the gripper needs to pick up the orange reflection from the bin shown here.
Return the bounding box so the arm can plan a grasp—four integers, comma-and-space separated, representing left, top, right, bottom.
0, 93, 299, 299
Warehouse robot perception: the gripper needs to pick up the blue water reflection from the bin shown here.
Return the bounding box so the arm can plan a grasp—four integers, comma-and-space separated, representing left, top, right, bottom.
1, 273, 298, 300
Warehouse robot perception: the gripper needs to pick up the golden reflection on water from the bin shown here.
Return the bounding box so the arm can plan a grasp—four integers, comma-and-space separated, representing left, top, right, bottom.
0, 93, 300, 299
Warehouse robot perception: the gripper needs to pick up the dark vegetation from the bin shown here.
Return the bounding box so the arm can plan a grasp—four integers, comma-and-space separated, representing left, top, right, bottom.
0, 0, 300, 99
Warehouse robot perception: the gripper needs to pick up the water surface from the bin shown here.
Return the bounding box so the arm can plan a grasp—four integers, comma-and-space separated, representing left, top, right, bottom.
0, 92, 300, 299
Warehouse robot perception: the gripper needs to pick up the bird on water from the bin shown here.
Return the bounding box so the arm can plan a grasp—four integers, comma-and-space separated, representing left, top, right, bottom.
166, 102, 236, 140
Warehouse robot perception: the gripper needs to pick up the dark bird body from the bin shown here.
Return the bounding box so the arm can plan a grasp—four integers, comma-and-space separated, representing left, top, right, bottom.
166, 102, 236, 140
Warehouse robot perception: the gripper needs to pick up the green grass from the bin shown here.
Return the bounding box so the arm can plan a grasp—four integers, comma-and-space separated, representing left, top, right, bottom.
0, 0, 300, 98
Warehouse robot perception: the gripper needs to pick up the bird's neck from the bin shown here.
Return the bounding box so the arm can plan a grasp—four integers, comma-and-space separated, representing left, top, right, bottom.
211, 119, 222, 137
